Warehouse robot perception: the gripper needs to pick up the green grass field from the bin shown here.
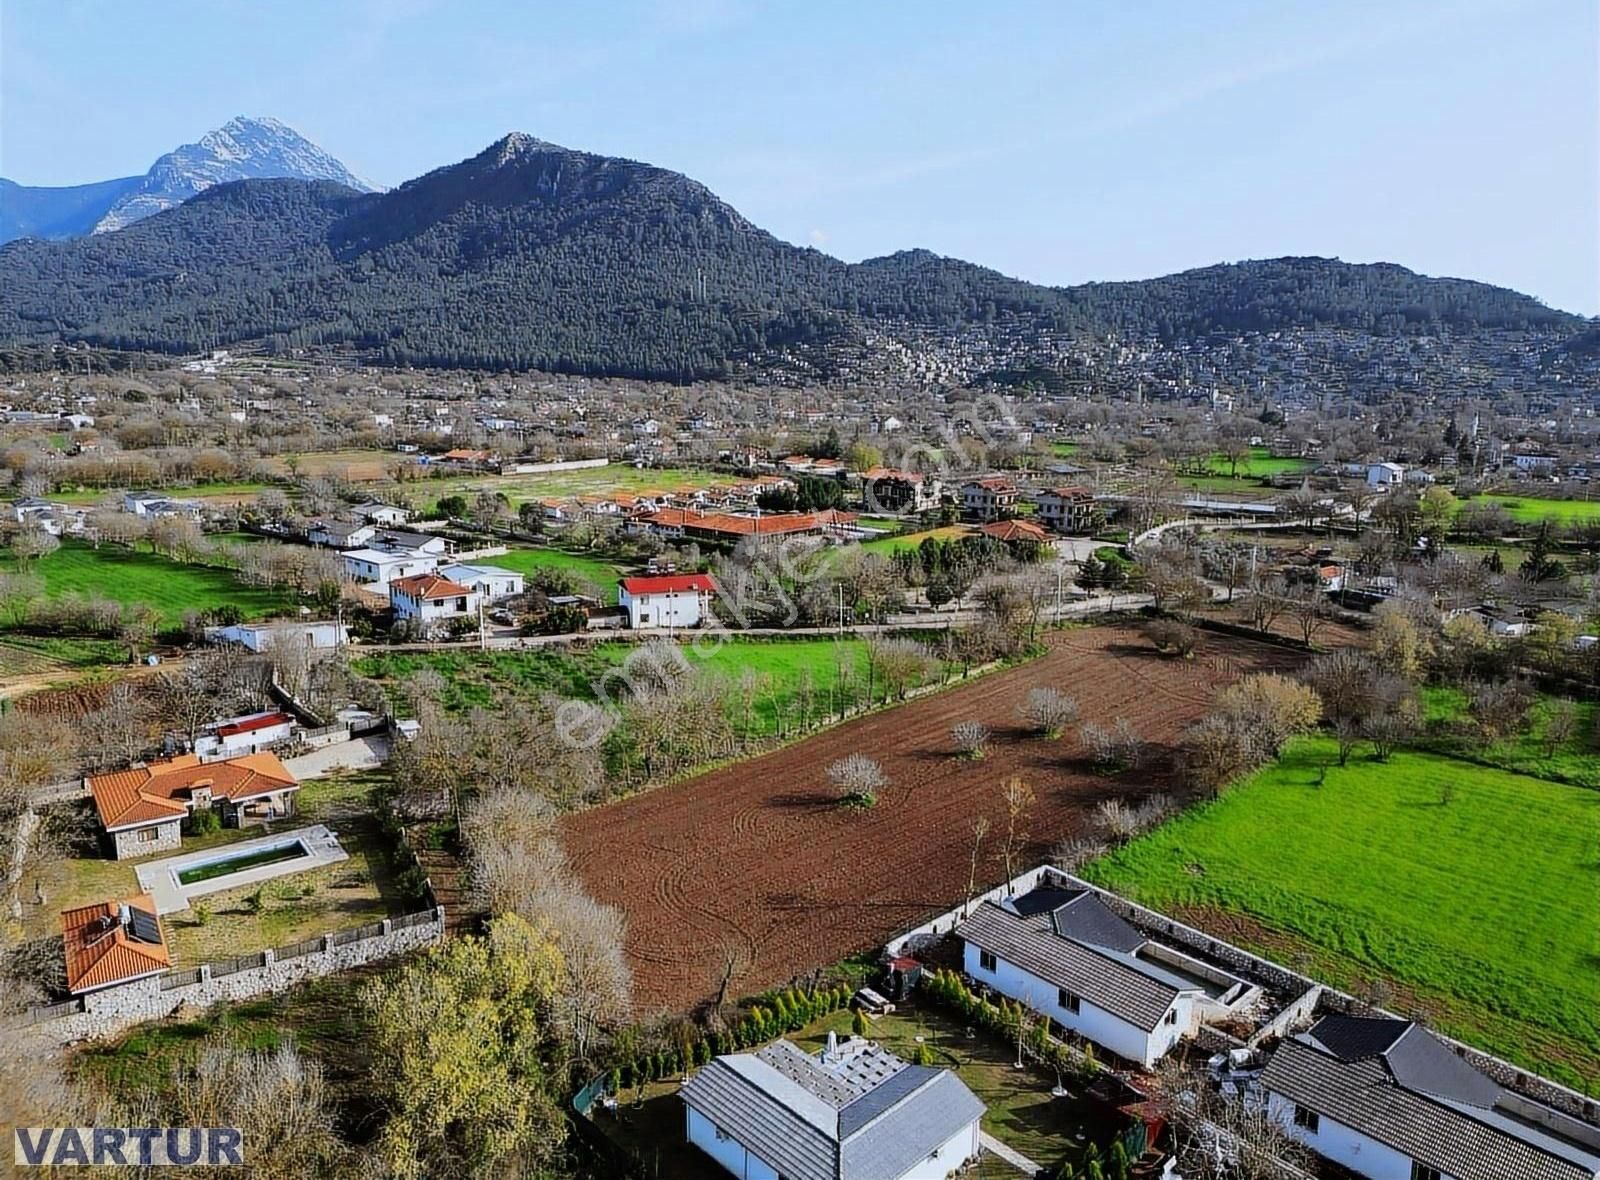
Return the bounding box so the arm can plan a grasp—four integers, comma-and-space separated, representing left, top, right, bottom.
355, 637, 939, 738
417, 463, 723, 511
490, 546, 628, 600
1470, 495, 1600, 525
1085, 737, 1600, 1091
0, 634, 128, 678
50, 481, 277, 506
1420, 686, 1600, 787
1, 541, 296, 628
859, 525, 975, 554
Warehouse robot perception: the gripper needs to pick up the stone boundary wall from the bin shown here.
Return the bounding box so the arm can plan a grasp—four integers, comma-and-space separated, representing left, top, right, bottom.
13, 907, 444, 1046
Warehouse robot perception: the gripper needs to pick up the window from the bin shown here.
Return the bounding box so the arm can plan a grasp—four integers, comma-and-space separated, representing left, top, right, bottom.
1292, 1105, 1320, 1133
1058, 989, 1080, 1014
1409, 1166, 1441, 1180
137, 827, 159, 843
978, 949, 997, 973
1164, 1008, 1178, 1026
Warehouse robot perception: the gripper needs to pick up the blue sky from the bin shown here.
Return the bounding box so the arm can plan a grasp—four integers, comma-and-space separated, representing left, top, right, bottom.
3, 0, 1596, 314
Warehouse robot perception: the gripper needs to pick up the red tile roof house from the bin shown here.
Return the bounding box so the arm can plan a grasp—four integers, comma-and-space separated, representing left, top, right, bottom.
61, 894, 170, 995
618, 573, 717, 629
388, 572, 479, 637
86, 753, 300, 860
192, 710, 296, 760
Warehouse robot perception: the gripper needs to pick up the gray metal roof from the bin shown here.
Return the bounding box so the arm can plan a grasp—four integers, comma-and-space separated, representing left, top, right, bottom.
956, 899, 1181, 1031
679, 1039, 985, 1180
1262, 1019, 1600, 1180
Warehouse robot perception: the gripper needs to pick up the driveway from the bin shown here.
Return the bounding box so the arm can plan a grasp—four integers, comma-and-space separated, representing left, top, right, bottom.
284, 735, 391, 780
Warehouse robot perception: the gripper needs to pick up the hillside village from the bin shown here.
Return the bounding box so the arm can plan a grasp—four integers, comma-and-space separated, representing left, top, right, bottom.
1, 355, 1598, 1180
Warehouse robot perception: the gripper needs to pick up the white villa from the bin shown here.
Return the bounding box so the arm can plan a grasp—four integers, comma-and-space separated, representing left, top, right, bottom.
955, 884, 1258, 1068
617, 573, 716, 629
436, 562, 525, 601
680, 1036, 985, 1180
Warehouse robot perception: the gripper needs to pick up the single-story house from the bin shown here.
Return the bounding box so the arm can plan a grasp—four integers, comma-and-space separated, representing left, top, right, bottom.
680, 1035, 985, 1180
193, 710, 296, 760
979, 518, 1051, 548
618, 573, 716, 629
122, 490, 202, 519
1262, 1015, 1600, 1180
205, 619, 348, 653
86, 752, 300, 860
353, 502, 410, 525
371, 528, 450, 556
342, 547, 440, 587
956, 885, 1256, 1068
61, 895, 170, 996
389, 572, 479, 631
1366, 462, 1405, 489
436, 562, 525, 601
308, 518, 376, 549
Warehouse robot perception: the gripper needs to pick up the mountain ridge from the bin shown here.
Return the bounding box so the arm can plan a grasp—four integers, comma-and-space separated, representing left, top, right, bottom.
0, 116, 372, 243
0, 131, 1584, 381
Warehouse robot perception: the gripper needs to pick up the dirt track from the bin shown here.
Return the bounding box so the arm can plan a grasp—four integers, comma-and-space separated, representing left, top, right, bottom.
563, 624, 1301, 1017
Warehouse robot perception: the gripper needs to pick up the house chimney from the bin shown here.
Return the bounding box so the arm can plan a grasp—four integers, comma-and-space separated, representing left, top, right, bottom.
824, 1031, 838, 1064
117, 903, 131, 928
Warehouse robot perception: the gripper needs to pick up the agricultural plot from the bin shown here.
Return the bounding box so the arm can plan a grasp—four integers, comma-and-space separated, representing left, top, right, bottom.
562, 625, 1298, 1015
1085, 737, 1600, 1091
355, 637, 890, 738
51, 481, 277, 506
0, 635, 126, 679
0, 541, 296, 628
416, 463, 723, 511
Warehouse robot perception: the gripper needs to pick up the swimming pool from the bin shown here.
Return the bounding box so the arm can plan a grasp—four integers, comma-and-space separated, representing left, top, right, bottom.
175, 839, 310, 886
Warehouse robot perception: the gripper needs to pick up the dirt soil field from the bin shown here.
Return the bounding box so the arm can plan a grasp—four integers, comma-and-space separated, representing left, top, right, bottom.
563, 624, 1301, 1017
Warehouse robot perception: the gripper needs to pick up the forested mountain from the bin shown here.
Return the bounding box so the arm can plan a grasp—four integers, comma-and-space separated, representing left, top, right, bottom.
0, 116, 371, 243
0, 132, 1582, 380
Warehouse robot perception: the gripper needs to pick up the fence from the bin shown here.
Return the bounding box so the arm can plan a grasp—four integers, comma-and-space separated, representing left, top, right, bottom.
208, 952, 266, 979
20, 998, 82, 1024
274, 936, 323, 961
160, 968, 202, 991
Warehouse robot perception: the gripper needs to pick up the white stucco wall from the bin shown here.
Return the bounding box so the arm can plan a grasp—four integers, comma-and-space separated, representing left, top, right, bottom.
964, 940, 1178, 1067
685, 1107, 780, 1180
1265, 1092, 1430, 1180
621, 589, 705, 628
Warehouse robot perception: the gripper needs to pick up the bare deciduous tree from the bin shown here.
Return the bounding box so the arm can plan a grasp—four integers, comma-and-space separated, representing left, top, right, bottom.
999, 776, 1036, 880
1018, 687, 1077, 738
951, 720, 990, 759
826, 754, 887, 807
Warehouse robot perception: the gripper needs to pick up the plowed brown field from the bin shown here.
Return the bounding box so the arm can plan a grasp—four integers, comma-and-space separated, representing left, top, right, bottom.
563, 624, 1300, 1016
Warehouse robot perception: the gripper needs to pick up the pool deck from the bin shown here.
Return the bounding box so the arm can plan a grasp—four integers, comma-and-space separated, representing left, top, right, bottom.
134, 824, 348, 914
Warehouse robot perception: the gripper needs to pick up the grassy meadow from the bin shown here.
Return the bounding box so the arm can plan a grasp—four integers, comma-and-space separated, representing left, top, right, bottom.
1085, 736, 1600, 1092
1, 541, 297, 628
354, 636, 938, 738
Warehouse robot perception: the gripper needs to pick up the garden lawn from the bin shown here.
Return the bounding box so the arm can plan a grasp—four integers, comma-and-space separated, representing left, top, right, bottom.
356, 637, 885, 738
493, 546, 627, 600
1, 541, 296, 628
859, 525, 975, 554
1085, 737, 1600, 1091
